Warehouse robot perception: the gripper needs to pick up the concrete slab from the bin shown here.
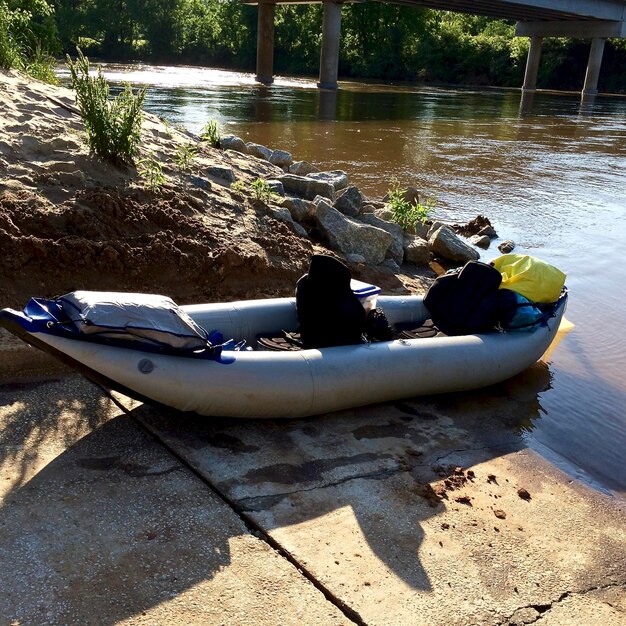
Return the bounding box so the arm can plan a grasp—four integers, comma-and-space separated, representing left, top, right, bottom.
124, 363, 626, 626
0, 376, 349, 625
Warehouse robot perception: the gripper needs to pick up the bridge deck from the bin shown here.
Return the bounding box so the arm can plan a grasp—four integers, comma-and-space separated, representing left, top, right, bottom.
242, 0, 626, 24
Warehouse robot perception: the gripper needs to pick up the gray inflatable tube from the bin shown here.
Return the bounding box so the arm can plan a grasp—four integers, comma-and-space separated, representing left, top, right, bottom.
23, 295, 566, 418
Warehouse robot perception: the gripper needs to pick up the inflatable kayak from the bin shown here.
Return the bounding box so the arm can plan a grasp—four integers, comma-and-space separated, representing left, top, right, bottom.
0, 290, 567, 418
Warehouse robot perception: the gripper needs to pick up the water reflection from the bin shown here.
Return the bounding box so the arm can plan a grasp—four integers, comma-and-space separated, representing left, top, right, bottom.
519, 90, 535, 117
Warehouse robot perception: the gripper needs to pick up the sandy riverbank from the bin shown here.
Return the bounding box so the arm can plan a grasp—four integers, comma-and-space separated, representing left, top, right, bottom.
0, 69, 430, 312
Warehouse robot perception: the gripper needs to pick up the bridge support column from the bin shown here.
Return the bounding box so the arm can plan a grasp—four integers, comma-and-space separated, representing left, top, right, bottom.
318, 1, 343, 90
582, 37, 606, 96
522, 36, 543, 91
256, 1, 275, 85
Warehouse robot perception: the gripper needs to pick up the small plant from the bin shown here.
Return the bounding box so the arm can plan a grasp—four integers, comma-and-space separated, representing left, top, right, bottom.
250, 178, 276, 204
137, 156, 166, 191
66, 47, 146, 165
231, 180, 246, 194
201, 119, 221, 148
387, 179, 435, 231
175, 142, 197, 176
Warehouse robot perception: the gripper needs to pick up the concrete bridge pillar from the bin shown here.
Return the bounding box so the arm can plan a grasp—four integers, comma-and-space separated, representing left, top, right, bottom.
522, 36, 543, 91
256, 1, 275, 84
318, 1, 343, 90
582, 37, 606, 96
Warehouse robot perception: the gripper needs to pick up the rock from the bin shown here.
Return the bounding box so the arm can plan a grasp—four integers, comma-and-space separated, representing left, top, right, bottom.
345, 254, 366, 264
364, 200, 387, 211
493, 509, 507, 519
268, 207, 308, 238
403, 234, 430, 266
289, 161, 319, 176
188, 175, 212, 190
359, 213, 404, 265
219, 135, 247, 153
455, 214, 492, 237
478, 225, 498, 238
246, 142, 273, 161
269, 150, 293, 168
312, 195, 327, 206
498, 239, 516, 253
308, 170, 349, 191
265, 179, 285, 196
429, 225, 480, 263
277, 174, 335, 202
314, 200, 393, 265
334, 186, 363, 217
517, 487, 531, 501
374, 207, 394, 222
406, 221, 430, 240
469, 234, 490, 249
205, 165, 236, 183
280, 196, 315, 223
383, 185, 420, 205
361, 204, 377, 214
380, 258, 400, 273
427, 220, 445, 239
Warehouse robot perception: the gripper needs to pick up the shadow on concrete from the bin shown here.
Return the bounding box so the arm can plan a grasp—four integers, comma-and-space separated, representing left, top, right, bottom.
126, 361, 555, 595
0, 378, 237, 624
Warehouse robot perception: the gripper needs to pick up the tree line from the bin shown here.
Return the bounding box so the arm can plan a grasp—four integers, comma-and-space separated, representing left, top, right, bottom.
3, 0, 626, 92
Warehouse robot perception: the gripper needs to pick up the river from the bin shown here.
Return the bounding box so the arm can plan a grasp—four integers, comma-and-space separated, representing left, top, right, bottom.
58, 63, 626, 497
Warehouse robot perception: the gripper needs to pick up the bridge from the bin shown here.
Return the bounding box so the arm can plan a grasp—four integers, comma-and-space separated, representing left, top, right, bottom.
241, 0, 626, 94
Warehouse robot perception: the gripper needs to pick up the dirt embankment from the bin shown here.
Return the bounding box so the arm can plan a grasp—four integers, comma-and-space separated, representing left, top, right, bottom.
0, 69, 431, 322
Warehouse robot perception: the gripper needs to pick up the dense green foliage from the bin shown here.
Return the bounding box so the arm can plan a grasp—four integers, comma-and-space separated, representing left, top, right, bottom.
7, 0, 626, 91
67, 48, 146, 164
0, 0, 58, 81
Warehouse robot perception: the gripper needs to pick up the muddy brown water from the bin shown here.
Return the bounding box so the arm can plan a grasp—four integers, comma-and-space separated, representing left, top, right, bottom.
58, 64, 626, 497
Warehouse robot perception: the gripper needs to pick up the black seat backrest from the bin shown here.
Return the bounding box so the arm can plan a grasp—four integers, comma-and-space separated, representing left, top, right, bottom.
424, 261, 511, 335
296, 255, 366, 349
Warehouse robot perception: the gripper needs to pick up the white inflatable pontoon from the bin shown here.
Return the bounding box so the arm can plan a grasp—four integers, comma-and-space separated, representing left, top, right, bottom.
0, 290, 567, 418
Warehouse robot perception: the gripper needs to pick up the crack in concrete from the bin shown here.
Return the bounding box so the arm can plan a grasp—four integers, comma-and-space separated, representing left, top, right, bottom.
431, 442, 519, 467
236, 467, 400, 511
498, 582, 625, 625
104, 390, 368, 625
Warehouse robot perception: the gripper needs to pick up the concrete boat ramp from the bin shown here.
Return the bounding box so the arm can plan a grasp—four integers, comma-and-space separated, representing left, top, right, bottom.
1, 367, 624, 625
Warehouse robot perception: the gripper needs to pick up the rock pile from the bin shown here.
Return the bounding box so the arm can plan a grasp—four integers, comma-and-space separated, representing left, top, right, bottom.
220, 133, 499, 268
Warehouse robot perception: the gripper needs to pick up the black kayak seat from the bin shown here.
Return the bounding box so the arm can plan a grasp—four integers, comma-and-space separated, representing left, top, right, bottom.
296, 255, 367, 349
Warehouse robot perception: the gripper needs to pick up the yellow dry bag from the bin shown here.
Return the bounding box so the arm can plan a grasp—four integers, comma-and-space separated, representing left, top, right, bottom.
492, 254, 566, 304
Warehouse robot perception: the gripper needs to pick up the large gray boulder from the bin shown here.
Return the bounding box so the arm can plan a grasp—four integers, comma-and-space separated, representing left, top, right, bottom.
289, 161, 319, 176
280, 196, 315, 223
267, 207, 308, 238
308, 170, 349, 191
333, 186, 363, 217
314, 201, 393, 265
358, 213, 404, 265
429, 225, 480, 263
246, 142, 273, 161
265, 179, 285, 196
219, 135, 247, 153
403, 233, 430, 266
269, 149, 293, 168
277, 174, 335, 202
